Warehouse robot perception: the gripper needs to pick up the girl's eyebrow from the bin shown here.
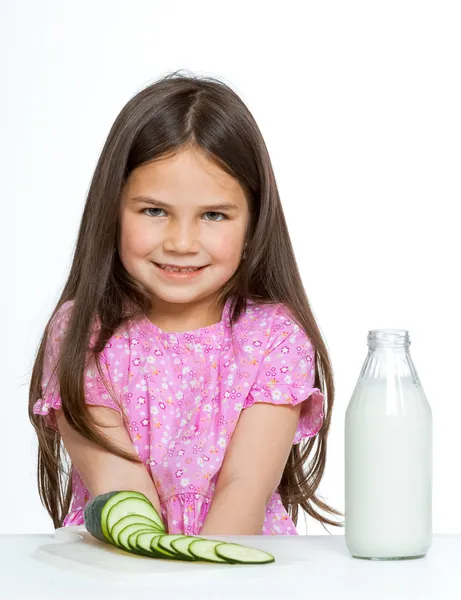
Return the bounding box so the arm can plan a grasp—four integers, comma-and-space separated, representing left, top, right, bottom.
131, 195, 239, 212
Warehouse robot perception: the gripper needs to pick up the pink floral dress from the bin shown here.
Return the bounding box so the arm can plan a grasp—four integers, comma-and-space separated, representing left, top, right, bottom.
33, 297, 324, 535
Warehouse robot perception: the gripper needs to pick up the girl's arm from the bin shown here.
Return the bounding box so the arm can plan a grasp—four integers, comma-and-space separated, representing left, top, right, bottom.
55, 406, 163, 518
199, 401, 302, 535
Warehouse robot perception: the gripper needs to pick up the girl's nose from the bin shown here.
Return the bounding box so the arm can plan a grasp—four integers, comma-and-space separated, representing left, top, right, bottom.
163, 223, 201, 253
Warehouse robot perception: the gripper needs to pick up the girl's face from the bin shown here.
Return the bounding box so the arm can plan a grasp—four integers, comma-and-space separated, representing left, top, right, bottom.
118, 147, 249, 328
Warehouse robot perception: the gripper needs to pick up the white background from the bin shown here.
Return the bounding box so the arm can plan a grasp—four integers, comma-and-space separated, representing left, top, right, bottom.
1, 0, 460, 535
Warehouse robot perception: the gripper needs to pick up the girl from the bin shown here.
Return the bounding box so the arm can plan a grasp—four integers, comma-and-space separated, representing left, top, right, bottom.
29, 71, 343, 536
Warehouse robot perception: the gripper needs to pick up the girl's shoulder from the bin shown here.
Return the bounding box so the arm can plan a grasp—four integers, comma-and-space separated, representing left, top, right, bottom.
235, 299, 303, 337
231, 299, 313, 359
47, 300, 138, 353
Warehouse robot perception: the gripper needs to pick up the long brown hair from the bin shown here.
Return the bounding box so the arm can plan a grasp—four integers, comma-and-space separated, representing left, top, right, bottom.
28, 70, 344, 531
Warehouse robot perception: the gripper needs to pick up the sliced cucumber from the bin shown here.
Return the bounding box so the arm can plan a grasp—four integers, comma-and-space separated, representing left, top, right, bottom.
101, 490, 151, 543
215, 543, 275, 564
157, 534, 195, 561
111, 514, 163, 547
135, 531, 172, 559
171, 535, 204, 560
84, 490, 146, 543
83, 489, 276, 566
151, 534, 178, 559
118, 523, 158, 554
129, 530, 167, 558
188, 539, 228, 563
106, 497, 164, 541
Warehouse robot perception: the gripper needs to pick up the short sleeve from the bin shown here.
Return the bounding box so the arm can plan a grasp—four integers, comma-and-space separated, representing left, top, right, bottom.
32, 301, 122, 430
243, 306, 325, 444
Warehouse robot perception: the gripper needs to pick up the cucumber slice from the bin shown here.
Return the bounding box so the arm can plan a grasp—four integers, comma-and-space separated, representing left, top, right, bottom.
188, 539, 228, 563
84, 490, 147, 543
128, 529, 164, 557
106, 497, 164, 540
150, 534, 178, 559
157, 534, 195, 561
136, 531, 172, 559
118, 523, 157, 554
101, 491, 151, 543
111, 514, 163, 547
215, 543, 275, 564
171, 535, 204, 560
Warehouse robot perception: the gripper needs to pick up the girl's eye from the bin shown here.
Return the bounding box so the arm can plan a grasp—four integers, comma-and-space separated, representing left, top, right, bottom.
144, 208, 165, 217
204, 212, 226, 222
143, 208, 227, 222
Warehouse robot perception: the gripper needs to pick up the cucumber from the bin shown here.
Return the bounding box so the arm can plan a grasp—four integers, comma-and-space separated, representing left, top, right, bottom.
188, 539, 228, 563
157, 534, 195, 561
118, 523, 158, 554
83, 490, 164, 544
136, 531, 174, 559
150, 534, 178, 559
111, 514, 163, 547
84, 491, 139, 543
129, 529, 168, 558
106, 497, 165, 541
215, 543, 275, 564
102, 491, 151, 543
83, 489, 276, 566
171, 535, 204, 560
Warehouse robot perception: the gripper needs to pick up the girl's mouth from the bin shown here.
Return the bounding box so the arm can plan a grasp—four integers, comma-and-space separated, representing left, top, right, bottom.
153, 262, 208, 279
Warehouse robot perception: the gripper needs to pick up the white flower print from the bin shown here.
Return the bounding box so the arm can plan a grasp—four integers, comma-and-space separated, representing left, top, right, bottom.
203, 404, 212, 413
233, 402, 243, 411
243, 345, 254, 354
175, 390, 184, 400
137, 396, 146, 405
150, 406, 159, 415
182, 367, 191, 375
175, 470, 183, 478
271, 389, 282, 401
181, 478, 189, 488
146, 356, 155, 364
177, 449, 185, 457
197, 457, 204, 468
217, 437, 226, 448
281, 346, 290, 355
284, 375, 293, 384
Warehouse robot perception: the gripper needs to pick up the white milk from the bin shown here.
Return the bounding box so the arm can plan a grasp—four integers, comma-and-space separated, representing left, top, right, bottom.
345, 375, 432, 559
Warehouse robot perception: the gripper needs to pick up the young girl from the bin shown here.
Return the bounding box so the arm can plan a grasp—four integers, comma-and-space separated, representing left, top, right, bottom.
29, 71, 343, 536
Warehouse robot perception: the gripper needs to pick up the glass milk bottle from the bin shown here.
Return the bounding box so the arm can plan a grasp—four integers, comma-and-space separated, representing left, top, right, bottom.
345, 329, 432, 560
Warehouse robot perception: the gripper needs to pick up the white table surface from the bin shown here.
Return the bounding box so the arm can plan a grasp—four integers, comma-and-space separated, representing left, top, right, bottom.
0, 533, 459, 600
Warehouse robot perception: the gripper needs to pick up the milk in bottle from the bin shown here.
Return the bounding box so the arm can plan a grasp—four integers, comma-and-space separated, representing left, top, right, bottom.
345, 329, 432, 560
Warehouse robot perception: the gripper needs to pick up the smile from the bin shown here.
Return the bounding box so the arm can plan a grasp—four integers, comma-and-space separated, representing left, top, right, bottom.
153, 262, 208, 279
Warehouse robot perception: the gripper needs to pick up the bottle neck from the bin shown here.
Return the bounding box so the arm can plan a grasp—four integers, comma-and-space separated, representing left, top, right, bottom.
368, 329, 410, 351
